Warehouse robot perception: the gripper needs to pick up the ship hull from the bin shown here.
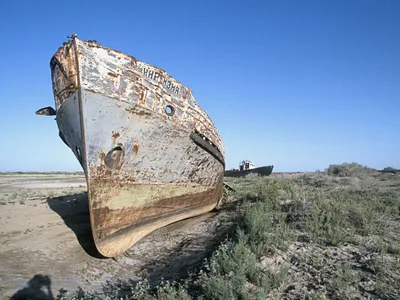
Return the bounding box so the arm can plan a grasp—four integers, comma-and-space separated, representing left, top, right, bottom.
50, 37, 225, 257
224, 165, 274, 177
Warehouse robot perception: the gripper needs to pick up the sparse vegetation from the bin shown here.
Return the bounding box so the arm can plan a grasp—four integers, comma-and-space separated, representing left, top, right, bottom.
55, 163, 400, 299
2, 167, 399, 299
325, 162, 376, 177
381, 166, 400, 174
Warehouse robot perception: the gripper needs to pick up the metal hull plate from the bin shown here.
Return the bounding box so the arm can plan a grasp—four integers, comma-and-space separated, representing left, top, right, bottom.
44, 36, 225, 257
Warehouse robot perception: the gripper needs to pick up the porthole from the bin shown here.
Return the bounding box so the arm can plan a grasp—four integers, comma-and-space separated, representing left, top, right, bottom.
165, 105, 175, 116
104, 146, 124, 169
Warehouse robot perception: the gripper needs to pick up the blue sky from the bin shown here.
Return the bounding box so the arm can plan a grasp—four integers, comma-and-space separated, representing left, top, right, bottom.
0, 0, 398, 172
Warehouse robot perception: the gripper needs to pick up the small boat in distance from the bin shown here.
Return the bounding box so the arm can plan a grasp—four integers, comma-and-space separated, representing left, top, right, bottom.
224, 160, 273, 177
36, 34, 225, 257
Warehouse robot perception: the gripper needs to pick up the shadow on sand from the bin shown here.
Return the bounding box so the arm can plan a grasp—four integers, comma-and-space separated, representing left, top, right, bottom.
10, 274, 54, 300
47, 192, 104, 259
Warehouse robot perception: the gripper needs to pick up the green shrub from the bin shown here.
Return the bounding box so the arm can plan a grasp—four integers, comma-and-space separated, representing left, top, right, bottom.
199, 234, 288, 299
381, 166, 400, 174
55, 168, 400, 299
326, 162, 375, 178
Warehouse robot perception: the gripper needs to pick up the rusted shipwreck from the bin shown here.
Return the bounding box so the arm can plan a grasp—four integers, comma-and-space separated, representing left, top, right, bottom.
224, 160, 273, 177
36, 34, 225, 257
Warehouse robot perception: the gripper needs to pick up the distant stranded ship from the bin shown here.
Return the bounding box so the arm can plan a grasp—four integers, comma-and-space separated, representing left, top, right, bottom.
36, 34, 225, 257
224, 160, 274, 177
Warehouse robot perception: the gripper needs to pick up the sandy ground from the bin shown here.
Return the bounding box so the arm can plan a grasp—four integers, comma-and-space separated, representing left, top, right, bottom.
0, 173, 236, 299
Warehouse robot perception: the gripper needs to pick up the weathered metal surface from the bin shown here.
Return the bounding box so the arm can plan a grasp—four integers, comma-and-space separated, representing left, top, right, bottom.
223, 182, 236, 192
224, 165, 274, 177
76, 39, 224, 157
56, 91, 85, 169
50, 42, 79, 109
35, 106, 56, 116
46, 36, 225, 257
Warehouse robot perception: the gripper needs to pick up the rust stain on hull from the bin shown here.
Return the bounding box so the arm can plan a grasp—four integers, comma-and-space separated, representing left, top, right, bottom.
91, 175, 223, 257
43, 35, 225, 257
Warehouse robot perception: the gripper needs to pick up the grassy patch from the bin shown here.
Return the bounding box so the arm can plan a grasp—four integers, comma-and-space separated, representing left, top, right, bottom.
56, 165, 400, 299
326, 162, 377, 178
